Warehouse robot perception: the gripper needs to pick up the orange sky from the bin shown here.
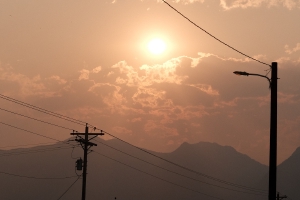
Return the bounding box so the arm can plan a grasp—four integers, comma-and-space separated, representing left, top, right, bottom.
0, 0, 300, 165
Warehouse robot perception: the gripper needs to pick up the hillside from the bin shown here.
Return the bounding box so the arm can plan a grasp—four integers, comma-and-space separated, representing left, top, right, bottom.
1, 139, 297, 200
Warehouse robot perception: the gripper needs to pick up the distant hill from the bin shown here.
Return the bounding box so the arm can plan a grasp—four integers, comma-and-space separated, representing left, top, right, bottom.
0, 139, 297, 200
277, 147, 300, 199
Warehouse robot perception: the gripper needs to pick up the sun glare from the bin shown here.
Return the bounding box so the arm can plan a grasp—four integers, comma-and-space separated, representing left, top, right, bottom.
147, 38, 166, 55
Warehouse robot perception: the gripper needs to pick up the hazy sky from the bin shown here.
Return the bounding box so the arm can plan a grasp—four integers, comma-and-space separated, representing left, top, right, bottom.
0, 0, 300, 165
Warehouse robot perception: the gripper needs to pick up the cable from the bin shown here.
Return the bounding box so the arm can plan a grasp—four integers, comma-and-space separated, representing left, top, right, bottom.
0, 142, 57, 149
0, 107, 75, 131
98, 130, 267, 193
0, 95, 266, 194
0, 145, 76, 157
95, 138, 267, 196
0, 94, 86, 126
56, 175, 81, 200
161, 0, 271, 67
0, 171, 78, 180
93, 150, 226, 200
0, 121, 80, 157
0, 121, 72, 144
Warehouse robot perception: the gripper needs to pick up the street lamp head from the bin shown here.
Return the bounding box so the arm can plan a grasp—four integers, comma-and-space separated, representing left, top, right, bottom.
233, 71, 249, 76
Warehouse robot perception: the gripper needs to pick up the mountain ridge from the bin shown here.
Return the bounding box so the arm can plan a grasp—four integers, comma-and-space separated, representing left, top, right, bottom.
0, 138, 298, 199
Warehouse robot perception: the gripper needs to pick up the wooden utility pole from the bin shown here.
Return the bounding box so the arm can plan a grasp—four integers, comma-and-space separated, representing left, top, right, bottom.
71, 124, 104, 200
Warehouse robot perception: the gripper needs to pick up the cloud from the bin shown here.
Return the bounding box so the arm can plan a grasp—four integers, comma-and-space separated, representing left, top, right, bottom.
220, 0, 265, 10
189, 84, 220, 95
92, 66, 102, 73
269, 0, 298, 9
220, 0, 299, 10
48, 76, 67, 85
79, 69, 90, 80
79, 66, 103, 80
132, 87, 167, 107
285, 43, 300, 54
166, 0, 205, 4
0, 66, 66, 98
276, 56, 291, 63
1, 52, 300, 165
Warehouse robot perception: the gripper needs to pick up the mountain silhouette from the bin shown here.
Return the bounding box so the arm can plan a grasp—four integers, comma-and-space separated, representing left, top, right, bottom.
0, 138, 297, 200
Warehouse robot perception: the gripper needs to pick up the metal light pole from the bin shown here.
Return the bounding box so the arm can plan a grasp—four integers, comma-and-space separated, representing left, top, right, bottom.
269, 62, 277, 200
233, 62, 277, 200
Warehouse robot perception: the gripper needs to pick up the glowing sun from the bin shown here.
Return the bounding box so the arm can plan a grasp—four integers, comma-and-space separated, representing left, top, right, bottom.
147, 38, 166, 55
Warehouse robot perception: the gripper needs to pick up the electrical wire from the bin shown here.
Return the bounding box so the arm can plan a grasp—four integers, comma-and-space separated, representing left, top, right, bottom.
94, 138, 267, 196
0, 94, 267, 194
97, 129, 267, 193
0, 121, 81, 157
0, 142, 57, 149
161, 0, 271, 67
0, 94, 86, 126
0, 170, 78, 180
0, 121, 74, 145
93, 150, 226, 200
0, 145, 76, 157
0, 107, 75, 131
56, 175, 81, 200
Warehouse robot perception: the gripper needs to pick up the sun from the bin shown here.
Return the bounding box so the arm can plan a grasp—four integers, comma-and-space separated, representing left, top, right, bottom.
147, 38, 166, 55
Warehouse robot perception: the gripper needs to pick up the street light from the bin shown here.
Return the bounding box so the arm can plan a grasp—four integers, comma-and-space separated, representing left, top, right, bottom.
234, 62, 277, 200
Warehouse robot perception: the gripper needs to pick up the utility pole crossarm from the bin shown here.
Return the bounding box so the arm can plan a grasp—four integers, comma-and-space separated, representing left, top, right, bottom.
71, 133, 104, 136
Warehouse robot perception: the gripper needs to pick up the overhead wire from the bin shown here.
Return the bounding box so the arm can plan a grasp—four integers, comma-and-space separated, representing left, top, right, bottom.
56, 175, 81, 200
0, 94, 267, 195
0, 107, 75, 131
161, 0, 271, 67
93, 150, 226, 200
95, 138, 267, 196
0, 145, 76, 157
0, 95, 84, 199
0, 94, 86, 126
96, 129, 267, 193
0, 142, 57, 149
0, 170, 78, 180
0, 121, 65, 143
0, 121, 80, 157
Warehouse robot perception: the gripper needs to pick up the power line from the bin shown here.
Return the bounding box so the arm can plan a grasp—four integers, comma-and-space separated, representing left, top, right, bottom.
98, 130, 267, 193
95, 138, 267, 196
0, 121, 64, 143
0, 142, 57, 149
0, 107, 75, 131
0, 121, 65, 142
0, 94, 86, 126
0, 121, 80, 157
0, 145, 76, 157
56, 175, 81, 200
93, 150, 226, 200
161, 0, 271, 67
0, 94, 266, 194
0, 170, 78, 180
